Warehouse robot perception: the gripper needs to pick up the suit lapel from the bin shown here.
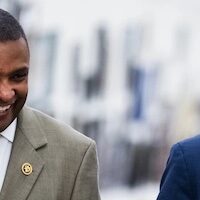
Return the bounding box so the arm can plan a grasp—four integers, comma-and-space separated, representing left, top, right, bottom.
0, 107, 48, 200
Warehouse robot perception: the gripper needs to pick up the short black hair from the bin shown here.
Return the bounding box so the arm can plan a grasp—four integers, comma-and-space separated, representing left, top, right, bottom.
0, 9, 28, 45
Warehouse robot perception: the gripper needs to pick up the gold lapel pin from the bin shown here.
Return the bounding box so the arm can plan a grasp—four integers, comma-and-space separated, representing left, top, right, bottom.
21, 163, 33, 176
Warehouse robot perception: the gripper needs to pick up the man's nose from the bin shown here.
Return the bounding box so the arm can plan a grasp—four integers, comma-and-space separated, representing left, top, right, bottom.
0, 83, 15, 103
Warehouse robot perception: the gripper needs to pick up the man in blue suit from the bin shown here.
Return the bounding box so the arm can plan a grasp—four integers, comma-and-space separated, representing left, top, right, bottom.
157, 135, 200, 199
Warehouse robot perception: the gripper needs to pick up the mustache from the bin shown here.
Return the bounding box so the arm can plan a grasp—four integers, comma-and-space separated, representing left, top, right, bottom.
0, 100, 16, 106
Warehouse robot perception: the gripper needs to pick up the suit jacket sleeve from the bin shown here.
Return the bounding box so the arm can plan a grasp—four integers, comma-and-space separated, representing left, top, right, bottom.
157, 143, 193, 200
70, 140, 101, 200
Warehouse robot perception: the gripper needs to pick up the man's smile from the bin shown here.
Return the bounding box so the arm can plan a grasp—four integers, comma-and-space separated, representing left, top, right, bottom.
0, 105, 11, 112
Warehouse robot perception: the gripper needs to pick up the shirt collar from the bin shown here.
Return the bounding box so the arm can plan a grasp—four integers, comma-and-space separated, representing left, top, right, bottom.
0, 119, 17, 143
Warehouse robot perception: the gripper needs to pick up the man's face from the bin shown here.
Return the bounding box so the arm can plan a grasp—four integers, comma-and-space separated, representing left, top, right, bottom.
0, 38, 29, 132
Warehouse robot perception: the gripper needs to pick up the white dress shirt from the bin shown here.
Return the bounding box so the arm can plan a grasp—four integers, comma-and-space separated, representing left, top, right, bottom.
0, 119, 17, 192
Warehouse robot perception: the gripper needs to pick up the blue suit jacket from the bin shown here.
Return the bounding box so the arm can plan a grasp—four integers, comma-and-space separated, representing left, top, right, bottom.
157, 135, 200, 200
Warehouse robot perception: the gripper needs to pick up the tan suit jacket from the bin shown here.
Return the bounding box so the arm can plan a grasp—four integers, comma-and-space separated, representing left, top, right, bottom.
0, 106, 101, 200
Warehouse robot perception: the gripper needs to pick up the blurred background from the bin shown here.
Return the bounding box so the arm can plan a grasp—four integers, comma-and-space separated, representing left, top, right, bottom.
2, 0, 200, 199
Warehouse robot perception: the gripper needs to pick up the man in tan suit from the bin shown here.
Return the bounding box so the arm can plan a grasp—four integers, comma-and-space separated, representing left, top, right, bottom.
0, 9, 101, 200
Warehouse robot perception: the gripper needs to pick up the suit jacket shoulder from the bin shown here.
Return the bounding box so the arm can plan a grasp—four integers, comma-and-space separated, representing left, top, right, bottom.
157, 135, 200, 200
178, 134, 200, 154
20, 106, 93, 148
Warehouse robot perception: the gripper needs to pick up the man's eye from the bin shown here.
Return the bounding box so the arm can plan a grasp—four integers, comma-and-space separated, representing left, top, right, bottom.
11, 73, 28, 81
